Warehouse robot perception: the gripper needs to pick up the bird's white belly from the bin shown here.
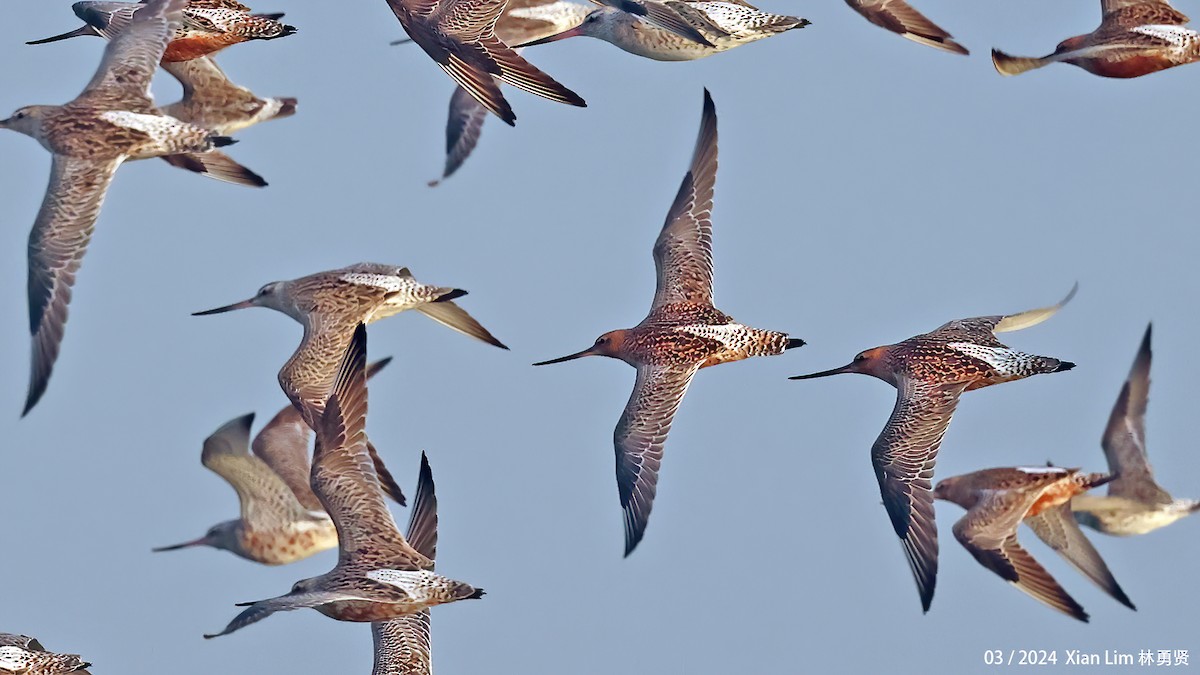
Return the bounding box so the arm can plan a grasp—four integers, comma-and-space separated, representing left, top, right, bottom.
1072, 495, 1194, 535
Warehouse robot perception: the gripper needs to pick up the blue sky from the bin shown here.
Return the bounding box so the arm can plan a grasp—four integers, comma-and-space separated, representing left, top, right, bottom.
1, 0, 1197, 673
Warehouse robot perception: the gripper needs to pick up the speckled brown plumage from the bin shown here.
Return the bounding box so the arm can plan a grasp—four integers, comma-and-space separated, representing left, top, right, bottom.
844, 0, 965, 54
32, 4, 292, 186
161, 56, 296, 134
372, 453, 440, 675
993, 0, 1200, 78
173, 411, 337, 564
1, 0, 264, 416
385, 0, 585, 125
205, 327, 483, 639
935, 467, 1132, 621
194, 263, 508, 507
791, 285, 1077, 612
0, 635, 90, 675
154, 359, 392, 564
425, 0, 593, 185
534, 91, 802, 556
31, 1, 295, 62
514, 0, 808, 62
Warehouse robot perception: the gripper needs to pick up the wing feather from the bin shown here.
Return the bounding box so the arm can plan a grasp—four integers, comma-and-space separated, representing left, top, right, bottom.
615, 364, 698, 555
201, 413, 313, 529
652, 90, 717, 309
844, 0, 966, 54
80, 0, 186, 104
24, 156, 122, 415
1025, 503, 1135, 609
371, 614, 432, 675
311, 325, 427, 566
1102, 325, 1173, 505
872, 379, 968, 611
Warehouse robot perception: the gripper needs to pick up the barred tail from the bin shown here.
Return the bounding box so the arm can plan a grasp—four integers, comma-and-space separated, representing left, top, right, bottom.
1034, 356, 1075, 374
754, 331, 801, 357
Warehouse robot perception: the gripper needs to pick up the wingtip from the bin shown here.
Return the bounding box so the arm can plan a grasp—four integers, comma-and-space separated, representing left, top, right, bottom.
22, 380, 46, 417
622, 510, 647, 557
366, 356, 394, 379
233, 411, 256, 430
1115, 589, 1137, 611
1054, 361, 1077, 373
786, 338, 805, 350
919, 587, 934, 613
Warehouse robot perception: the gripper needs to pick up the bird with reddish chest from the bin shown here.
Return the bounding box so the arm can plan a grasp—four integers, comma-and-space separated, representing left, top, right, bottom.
992, 0, 1200, 78
29, 0, 296, 63
935, 466, 1134, 622
790, 285, 1078, 612
534, 90, 803, 556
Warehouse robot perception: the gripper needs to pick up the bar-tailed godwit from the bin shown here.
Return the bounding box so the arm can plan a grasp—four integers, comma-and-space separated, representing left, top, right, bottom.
422, 0, 594, 185
385, 0, 585, 125
844, 0, 966, 55
195, 264, 505, 508
152, 412, 338, 564
993, 0, 1200, 78
1072, 325, 1200, 535
29, 0, 295, 62
194, 262, 506, 423
2, 0, 264, 416
516, 0, 808, 60
154, 55, 293, 184
152, 360, 390, 564
935, 467, 1132, 622
790, 285, 1077, 611
534, 91, 804, 555
372, 452, 439, 675
32, 13, 291, 187
205, 325, 483, 638
0, 635, 90, 675
28, 3, 295, 135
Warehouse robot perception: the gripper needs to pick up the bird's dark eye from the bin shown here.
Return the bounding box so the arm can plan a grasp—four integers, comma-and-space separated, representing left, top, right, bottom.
853, 353, 866, 362
14, 111, 24, 119
596, 337, 607, 345
257, 285, 272, 296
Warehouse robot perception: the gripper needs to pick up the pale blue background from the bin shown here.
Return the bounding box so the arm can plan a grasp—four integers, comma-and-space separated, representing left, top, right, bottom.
1, 0, 1197, 673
